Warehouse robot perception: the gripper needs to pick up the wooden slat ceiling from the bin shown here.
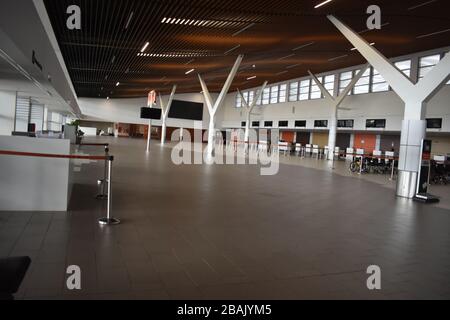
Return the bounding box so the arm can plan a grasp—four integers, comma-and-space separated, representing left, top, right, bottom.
43, 0, 450, 98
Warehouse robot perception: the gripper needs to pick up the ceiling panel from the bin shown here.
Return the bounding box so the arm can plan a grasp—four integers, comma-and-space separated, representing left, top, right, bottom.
43, 0, 450, 98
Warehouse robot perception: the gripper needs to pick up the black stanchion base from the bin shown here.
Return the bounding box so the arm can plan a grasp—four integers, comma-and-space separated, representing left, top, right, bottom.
413, 193, 440, 204
98, 217, 121, 225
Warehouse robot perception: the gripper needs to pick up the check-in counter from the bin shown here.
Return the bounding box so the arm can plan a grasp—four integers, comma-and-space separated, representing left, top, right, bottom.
0, 136, 73, 211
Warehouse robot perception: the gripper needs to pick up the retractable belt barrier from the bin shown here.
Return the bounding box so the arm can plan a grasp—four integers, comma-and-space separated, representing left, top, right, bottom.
0, 149, 120, 226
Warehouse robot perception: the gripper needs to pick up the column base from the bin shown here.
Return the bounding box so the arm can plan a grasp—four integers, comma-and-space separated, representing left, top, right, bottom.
396, 170, 417, 199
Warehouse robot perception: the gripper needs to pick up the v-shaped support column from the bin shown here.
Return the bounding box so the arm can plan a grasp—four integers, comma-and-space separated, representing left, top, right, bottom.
159, 85, 177, 145
238, 81, 268, 148
308, 64, 369, 160
198, 55, 244, 156
328, 15, 450, 198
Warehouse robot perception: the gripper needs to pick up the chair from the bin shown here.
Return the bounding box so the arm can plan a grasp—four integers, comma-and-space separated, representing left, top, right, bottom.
346, 148, 354, 161
278, 141, 289, 156
312, 145, 319, 158
334, 147, 341, 159
0, 256, 31, 300
305, 144, 312, 157
295, 143, 302, 156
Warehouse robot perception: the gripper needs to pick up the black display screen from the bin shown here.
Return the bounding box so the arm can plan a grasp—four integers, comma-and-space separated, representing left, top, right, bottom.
426, 118, 442, 129
168, 100, 204, 121
295, 120, 306, 127
140, 107, 162, 120
366, 119, 386, 128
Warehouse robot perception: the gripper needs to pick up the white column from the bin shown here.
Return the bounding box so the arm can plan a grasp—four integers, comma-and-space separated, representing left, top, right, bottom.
396, 102, 427, 198
0, 90, 16, 135
238, 82, 267, 151
328, 15, 450, 198
309, 65, 368, 160
160, 85, 177, 145
328, 109, 338, 159
146, 119, 152, 153
199, 55, 243, 156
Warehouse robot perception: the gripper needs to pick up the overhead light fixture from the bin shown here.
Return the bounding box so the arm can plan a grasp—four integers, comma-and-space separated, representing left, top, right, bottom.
278, 53, 295, 61
292, 42, 315, 51
141, 42, 149, 52
185, 69, 195, 75
107, 97, 109, 100
417, 28, 450, 39
232, 23, 255, 37
161, 17, 167, 23
328, 54, 348, 62
116, 82, 120, 86
224, 44, 240, 55
314, 0, 333, 9
125, 12, 134, 29
247, 76, 256, 80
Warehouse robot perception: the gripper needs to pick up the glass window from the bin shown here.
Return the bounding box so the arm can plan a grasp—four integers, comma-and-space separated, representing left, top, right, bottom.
255, 89, 262, 106
289, 81, 299, 102
242, 91, 249, 105
395, 60, 411, 78
295, 120, 306, 127
299, 79, 310, 100
419, 54, 440, 79
323, 75, 335, 96
236, 94, 242, 108
310, 77, 322, 100
353, 68, 371, 95
262, 87, 270, 105
366, 119, 386, 128
248, 91, 255, 105
314, 120, 328, 128
279, 84, 287, 103
337, 120, 354, 128
339, 71, 353, 95
371, 68, 389, 93
270, 85, 279, 104
426, 118, 442, 129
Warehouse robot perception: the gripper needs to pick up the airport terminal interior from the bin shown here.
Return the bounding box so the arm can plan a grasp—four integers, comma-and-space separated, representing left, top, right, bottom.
0, 0, 449, 300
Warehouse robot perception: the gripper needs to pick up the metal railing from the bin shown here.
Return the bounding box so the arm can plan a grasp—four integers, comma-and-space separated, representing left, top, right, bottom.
0, 148, 120, 226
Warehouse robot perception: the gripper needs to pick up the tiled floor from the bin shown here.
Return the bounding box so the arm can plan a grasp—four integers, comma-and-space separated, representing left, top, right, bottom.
1, 137, 449, 300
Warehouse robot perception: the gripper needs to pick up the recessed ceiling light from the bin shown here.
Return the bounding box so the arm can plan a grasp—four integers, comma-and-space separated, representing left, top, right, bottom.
417, 28, 450, 39
161, 17, 167, 23
116, 82, 120, 86
125, 12, 134, 29
141, 42, 149, 52
224, 44, 240, 55
314, 0, 332, 9
292, 42, 315, 51
185, 69, 195, 75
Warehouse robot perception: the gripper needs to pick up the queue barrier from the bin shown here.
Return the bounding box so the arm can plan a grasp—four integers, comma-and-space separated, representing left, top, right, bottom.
0, 149, 120, 226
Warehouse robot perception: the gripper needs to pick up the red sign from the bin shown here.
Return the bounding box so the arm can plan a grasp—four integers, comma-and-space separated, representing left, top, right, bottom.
147, 90, 156, 107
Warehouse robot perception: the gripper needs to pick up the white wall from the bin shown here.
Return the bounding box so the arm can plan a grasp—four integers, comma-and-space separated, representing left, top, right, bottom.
0, 136, 71, 211
79, 92, 218, 130
0, 90, 16, 135
220, 85, 450, 133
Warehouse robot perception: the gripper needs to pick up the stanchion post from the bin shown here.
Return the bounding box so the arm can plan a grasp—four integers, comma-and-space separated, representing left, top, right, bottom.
99, 156, 120, 225
96, 145, 109, 199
